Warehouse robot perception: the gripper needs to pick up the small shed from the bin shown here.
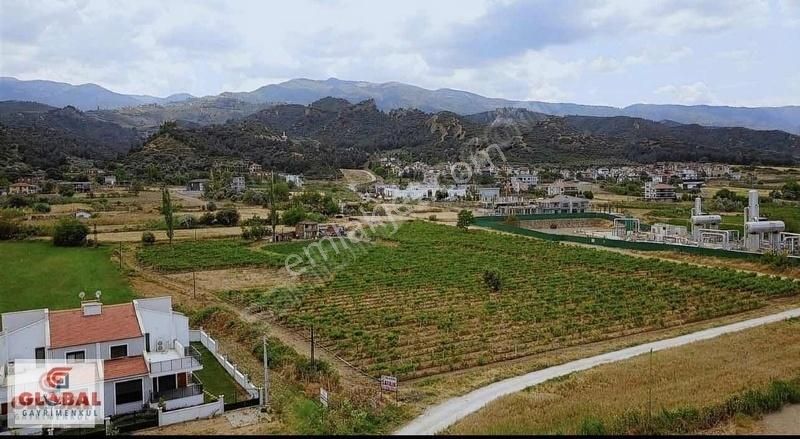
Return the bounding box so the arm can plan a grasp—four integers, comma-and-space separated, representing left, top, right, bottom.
295, 221, 319, 240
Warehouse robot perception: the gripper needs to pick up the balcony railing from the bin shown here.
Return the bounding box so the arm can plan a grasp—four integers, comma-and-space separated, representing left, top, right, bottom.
148, 346, 202, 375
150, 383, 204, 403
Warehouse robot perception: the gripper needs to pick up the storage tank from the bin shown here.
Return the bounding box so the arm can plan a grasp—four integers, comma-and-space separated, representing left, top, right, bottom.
745, 220, 785, 234
692, 214, 722, 225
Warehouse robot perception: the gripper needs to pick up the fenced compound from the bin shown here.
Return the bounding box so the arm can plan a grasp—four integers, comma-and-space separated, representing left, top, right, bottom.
189, 329, 262, 404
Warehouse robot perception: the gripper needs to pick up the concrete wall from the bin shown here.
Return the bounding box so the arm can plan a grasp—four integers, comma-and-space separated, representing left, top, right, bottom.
157, 399, 223, 427
163, 394, 204, 411
103, 377, 151, 416
1, 318, 47, 363
135, 298, 190, 350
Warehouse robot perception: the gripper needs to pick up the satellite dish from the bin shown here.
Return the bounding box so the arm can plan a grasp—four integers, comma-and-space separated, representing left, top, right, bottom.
78, 291, 86, 300
95, 290, 102, 300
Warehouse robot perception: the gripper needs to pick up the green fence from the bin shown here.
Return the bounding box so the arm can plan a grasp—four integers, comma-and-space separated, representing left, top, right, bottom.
475, 214, 779, 262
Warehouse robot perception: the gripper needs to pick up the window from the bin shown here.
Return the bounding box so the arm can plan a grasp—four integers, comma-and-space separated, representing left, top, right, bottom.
35, 347, 45, 361
65, 351, 85, 362
110, 345, 128, 359
145, 333, 150, 353
115, 379, 143, 405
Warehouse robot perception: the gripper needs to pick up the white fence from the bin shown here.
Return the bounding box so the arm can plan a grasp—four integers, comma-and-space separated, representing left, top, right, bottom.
189, 329, 261, 400
157, 398, 224, 427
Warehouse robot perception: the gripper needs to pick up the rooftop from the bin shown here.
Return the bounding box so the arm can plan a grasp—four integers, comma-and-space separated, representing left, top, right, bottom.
104, 356, 149, 380
48, 303, 142, 349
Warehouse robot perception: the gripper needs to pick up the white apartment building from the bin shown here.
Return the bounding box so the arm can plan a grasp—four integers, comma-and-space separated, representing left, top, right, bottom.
0, 297, 203, 432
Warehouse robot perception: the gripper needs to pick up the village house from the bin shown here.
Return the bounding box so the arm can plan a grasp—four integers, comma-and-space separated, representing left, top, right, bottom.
538, 195, 591, 214
61, 181, 92, 193
510, 173, 538, 192
8, 182, 39, 195
104, 175, 117, 186
186, 179, 209, 192
0, 297, 205, 431
295, 221, 319, 239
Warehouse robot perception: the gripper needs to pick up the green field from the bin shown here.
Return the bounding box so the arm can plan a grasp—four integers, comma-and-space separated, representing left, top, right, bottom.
0, 242, 135, 313
221, 221, 800, 380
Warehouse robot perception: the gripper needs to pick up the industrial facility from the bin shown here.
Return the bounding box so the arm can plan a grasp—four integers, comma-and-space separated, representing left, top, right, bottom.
591, 190, 799, 256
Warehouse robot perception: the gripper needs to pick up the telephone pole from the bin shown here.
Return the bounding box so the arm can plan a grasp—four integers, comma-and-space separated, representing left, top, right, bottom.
262, 336, 270, 407
270, 170, 276, 243
310, 326, 316, 372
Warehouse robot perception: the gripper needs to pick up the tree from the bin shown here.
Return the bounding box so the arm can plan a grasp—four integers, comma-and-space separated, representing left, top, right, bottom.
58, 184, 75, 197
281, 206, 307, 226
53, 218, 88, 247
582, 190, 594, 199
161, 187, 175, 244
129, 180, 143, 196
457, 209, 474, 230
215, 206, 240, 226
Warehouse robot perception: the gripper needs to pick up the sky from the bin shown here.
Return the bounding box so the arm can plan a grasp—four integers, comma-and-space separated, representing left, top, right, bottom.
1, 0, 799, 107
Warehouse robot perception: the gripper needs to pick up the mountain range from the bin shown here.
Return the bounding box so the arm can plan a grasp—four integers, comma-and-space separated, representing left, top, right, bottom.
3, 98, 797, 183
2, 77, 799, 134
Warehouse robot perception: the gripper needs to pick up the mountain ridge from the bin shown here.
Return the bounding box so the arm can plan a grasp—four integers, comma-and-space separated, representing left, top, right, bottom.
2, 76, 798, 134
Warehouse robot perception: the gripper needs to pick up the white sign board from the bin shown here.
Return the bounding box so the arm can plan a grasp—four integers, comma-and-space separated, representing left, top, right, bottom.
319, 387, 328, 408
7, 360, 105, 428
380, 375, 398, 392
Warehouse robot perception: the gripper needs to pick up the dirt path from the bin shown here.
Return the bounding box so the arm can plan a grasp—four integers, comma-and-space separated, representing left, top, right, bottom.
122, 244, 374, 389
340, 168, 378, 191
97, 226, 242, 243
757, 404, 800, 434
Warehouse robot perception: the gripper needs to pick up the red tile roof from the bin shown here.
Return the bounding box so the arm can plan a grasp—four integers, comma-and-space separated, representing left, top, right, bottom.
104, 356, 149, 380
48, 303, 142, 349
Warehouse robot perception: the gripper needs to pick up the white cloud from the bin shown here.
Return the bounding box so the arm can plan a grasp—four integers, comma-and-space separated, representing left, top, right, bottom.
654, 82, 717, 104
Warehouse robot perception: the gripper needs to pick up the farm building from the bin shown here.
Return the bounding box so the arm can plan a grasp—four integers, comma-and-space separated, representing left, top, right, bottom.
75, 210, 92, 220
296, 221, 319, 239
186, 179, 209, 192
0, 297, 205, 431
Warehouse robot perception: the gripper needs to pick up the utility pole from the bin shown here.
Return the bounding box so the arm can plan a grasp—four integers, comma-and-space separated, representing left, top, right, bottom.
192, 271, 197, 299
263, 335, 269, 407
270, 170, 276, 243
310, 326, 316, 373
648, 348, 653, 432
118, 242, 122, 269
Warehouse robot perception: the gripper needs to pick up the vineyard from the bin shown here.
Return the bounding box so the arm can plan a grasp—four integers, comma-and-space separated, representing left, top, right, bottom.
137, 238, 357, 273
219, 221, 800, 380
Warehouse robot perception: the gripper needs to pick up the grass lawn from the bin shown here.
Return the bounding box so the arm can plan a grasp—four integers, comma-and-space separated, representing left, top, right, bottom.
0, 241, 135, 313
191, 342, 248, 403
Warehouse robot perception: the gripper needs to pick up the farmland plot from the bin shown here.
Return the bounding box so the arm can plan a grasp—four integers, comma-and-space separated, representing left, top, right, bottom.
221, 222, 800, 380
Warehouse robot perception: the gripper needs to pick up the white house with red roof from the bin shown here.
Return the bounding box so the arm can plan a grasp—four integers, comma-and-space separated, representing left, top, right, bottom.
0, 297, 204, 431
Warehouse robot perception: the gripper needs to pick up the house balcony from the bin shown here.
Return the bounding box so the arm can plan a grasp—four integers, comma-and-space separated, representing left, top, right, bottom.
147, 345, 202, 377
150, 383, 206, 411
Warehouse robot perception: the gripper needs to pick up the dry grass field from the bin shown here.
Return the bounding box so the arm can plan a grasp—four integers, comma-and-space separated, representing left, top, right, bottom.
447, 317, 800, 435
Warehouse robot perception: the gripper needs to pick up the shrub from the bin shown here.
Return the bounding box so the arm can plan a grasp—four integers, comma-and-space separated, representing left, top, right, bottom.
373, 205, 387, 216
578, 416, 606, 435
57, 185, 75, 197
429, 215, 438, 221
141, 231, 156, 245
215, 207, 240, 226
0, 218, 20, 240
177, 214, 196, 229
52, 218, 89, 247
483, 270, 502, 292
457, 209, 474, 230
198, 212, 216, 225
206, 201, 217, 212
31, 202, 51, 213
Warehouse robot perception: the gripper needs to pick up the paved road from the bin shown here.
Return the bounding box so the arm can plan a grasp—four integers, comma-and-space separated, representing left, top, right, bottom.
395, 307, 800, 435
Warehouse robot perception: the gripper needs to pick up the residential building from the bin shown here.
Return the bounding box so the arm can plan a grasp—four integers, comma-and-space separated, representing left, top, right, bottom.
0, 297, 203, 430
282, 174, 303, 187
8, 183, 39, 195
248, 163, 262, 175
61, 181, 92, 193
230, 176, 246, 193
478, 187, 501, 202
510, 173, 538, 192
538, 195, 591, 214
186, 179, 209, 192
546, 180, 579, 197
295, 221, 319, 239
644, 181, 676, 201
104, 175, 117, 186
680, 180, 705, 191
